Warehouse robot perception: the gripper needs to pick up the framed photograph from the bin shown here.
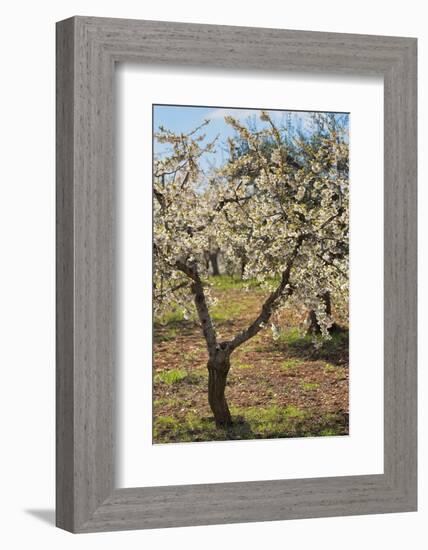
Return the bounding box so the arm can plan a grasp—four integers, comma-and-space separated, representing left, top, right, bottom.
56, 16, 417, 532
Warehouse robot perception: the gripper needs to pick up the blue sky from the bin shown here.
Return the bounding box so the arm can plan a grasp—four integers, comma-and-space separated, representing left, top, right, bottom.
153, 104, 348, 170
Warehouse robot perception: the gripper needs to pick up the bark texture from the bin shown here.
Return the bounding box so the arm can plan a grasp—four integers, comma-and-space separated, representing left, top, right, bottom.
207, 346, 232, 427
209, 250, 220, 276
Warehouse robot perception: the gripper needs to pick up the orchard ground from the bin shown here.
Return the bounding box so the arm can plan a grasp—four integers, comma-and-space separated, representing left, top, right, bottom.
153, 276, 349, 444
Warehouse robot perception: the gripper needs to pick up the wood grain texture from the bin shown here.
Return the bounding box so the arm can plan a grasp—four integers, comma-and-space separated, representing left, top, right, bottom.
56, 16, 417, 533
56, 18, 75, 531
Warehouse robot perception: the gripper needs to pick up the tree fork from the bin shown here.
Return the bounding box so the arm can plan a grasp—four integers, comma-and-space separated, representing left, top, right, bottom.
179, 265, 232, 426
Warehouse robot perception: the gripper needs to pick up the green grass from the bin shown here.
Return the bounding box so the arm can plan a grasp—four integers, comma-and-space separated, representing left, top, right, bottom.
153, 397, 180, 408
284, 404, 307, 418
156, 307, 187, 325
154, 368, 207, 386
154, 278, 256, 329
154, 276, 267, 327
155, 327, 178, 342
154, 413, 214, 442
154, 405, 301, 442
323, 362, 336, 373
155, 415, 178, 426
272, 327, 349, 365
211, 299, 247, 322
281, 359, 301, 371
155, 369, 188, 385
276, 327, 348, 351
209, 275, 267, 291
277, 327, 312, 347
153, 403, 348, 443
235, 362, 253, 370
301, 382, 320, 391
319, 330, 348, 355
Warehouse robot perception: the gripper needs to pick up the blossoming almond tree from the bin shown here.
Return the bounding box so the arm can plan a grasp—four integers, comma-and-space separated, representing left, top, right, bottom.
154, 112, 349, 427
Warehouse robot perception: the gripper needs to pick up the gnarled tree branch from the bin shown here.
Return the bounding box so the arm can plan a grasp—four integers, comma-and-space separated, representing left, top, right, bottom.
175, 260, 218, 355
228, 236, 304, 352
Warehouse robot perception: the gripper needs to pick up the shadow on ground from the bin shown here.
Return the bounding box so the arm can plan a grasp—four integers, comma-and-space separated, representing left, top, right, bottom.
25, 509, 55, 526
269, 327, 349, 366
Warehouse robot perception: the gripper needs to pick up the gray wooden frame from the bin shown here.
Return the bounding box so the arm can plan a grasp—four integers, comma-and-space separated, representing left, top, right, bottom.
56, 16, 417, 533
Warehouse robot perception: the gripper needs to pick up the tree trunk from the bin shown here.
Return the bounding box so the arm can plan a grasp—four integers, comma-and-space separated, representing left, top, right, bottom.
307, 291, 332, 334
240, 256, 247, 279
209, 251, 220, 276
307, 308, 320, 334
207, 348, 232, 427
203, 251, 210, 270
177, 237, 303, 429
